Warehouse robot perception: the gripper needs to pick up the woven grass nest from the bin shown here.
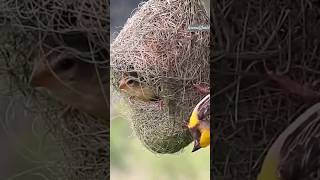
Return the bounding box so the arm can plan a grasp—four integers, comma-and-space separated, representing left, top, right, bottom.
111, 0, 209, 154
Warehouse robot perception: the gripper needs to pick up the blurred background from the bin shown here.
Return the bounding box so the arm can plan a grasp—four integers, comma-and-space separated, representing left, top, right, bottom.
110, 0, 210, 180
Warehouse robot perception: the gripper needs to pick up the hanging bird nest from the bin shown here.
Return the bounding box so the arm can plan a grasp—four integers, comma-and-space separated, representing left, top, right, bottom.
213, 0, 320, 179
0, 0, 109, 179
111, 0, 209, 154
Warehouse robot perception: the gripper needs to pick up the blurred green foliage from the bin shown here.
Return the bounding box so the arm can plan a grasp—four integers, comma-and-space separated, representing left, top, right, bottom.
110, 101, 210, 180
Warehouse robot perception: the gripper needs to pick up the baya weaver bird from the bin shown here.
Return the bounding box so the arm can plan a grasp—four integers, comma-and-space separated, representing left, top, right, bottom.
258, 102, 320, 180
30, 36, 108, 119
187, 94, 210, 152
119, 72, 163, 108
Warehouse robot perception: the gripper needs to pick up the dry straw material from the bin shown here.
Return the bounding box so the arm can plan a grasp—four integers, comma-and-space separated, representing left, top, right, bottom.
111, 0, 210, 154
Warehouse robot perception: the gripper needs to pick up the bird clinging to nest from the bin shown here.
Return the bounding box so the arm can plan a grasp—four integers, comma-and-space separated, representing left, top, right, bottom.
30, 43, 108, 119
186, 94, 210, 152
258, 102, 320, 180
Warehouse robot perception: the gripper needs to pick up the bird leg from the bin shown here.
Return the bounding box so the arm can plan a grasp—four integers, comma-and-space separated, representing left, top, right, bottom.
193, 83, 210, 95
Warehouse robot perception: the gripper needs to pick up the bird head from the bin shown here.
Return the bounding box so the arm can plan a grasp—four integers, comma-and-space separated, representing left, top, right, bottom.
30, 32, 107, 92
29, 48, 108, 118
119, 73, 139, 92
31, 50, 87, 88
187, 94, 210, 152
190, 123, 210, 152
119, 71, 143, 88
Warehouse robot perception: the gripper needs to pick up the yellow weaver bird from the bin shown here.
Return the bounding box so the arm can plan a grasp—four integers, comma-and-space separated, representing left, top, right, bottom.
258, 102, 320, 180
187, 94, 210, 152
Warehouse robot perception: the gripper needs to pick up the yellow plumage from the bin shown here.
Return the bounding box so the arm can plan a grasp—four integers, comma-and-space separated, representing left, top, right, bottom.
188, 111, 200, 129
199, 124, 210, 148
257, 156, 280, 180
187, 94, 210, 152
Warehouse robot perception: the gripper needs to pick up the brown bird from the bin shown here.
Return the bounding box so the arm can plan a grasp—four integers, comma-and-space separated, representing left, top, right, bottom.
30, 47, 108, 119
119, 72, 163, 108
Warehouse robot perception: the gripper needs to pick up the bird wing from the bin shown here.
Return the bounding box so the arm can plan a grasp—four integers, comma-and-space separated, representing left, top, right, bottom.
278, 111, 320, 180
197, 94, 210, 121
138, 86, 158, 101
257, 102, 320, 180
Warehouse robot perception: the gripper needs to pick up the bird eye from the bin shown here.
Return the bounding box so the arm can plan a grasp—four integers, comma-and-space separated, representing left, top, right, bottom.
56, 58, 75, 71
127, 79, 134, 84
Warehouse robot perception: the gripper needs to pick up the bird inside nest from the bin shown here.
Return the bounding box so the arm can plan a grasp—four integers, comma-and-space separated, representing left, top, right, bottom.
118, 71, 164, 110
29, 47, 108, 119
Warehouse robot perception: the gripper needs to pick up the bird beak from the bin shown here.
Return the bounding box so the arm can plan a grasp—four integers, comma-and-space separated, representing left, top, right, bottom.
119, 78, 128, 91
192, 140, 201, 152
29, 62, 52, 88
119, 82, 125, 91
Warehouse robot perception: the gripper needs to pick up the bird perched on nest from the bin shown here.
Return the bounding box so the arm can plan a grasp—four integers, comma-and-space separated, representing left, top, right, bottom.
257, 102, 320, 180
30, 48, 108, 119
119, 72, 163, 108
187, 94, 210, 152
